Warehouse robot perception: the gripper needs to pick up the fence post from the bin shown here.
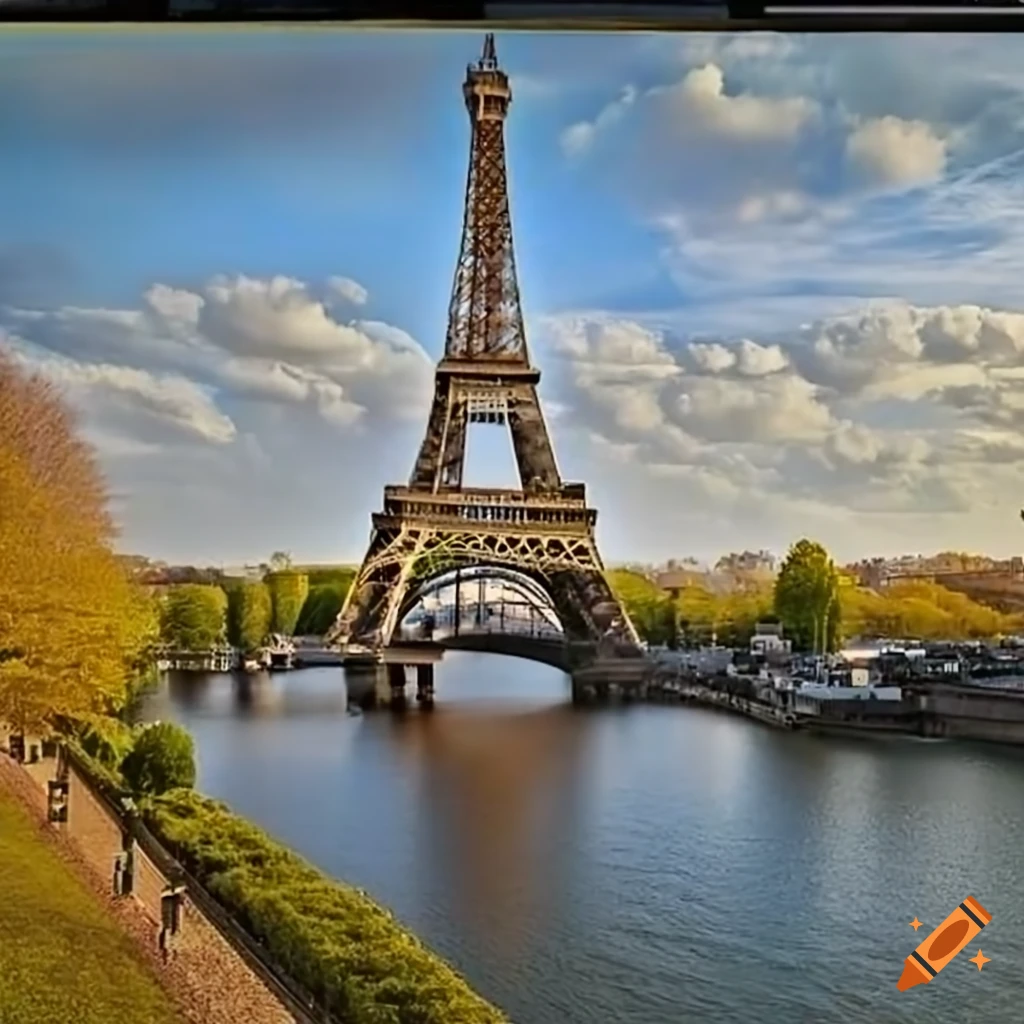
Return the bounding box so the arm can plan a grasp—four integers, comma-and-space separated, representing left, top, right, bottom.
116, 798, 139, 897
159, 882, 186, 959
47, 779, 69, 823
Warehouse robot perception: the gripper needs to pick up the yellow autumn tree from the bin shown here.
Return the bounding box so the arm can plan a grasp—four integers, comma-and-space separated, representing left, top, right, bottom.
0, 353, 155, 735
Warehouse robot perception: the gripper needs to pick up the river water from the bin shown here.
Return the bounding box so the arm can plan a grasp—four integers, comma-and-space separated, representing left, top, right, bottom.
137, 654, 1023, 1024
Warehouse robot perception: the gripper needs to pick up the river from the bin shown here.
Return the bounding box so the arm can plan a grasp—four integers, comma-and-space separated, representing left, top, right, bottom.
136, 654, 1023, 1024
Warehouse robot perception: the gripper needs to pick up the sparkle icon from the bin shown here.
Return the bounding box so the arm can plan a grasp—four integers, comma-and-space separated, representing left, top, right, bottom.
969, 950, 990, 971
909, 918, 923, 931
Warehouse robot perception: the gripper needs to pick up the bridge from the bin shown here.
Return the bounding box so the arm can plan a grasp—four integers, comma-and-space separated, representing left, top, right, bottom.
343, 565, 640, 708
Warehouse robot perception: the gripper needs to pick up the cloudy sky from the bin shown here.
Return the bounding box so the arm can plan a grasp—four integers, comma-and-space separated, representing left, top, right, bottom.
4, 29, 1024, 566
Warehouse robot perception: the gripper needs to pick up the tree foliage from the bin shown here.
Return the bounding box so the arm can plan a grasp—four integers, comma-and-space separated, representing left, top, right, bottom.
841, 579, 1023, 640
295, 583, 348, 636
121, 721, 196, 796
608, 569, 774, 647
227, 581, 272, 653
0, 354, 155, 735
304, 566, 358, 590
774, 539, 841, 653
266, 571, 309, 636
606, 570, 678, 646
77, 716, 138, 771
159, 584, 227, 651
145, 789, 510, 1024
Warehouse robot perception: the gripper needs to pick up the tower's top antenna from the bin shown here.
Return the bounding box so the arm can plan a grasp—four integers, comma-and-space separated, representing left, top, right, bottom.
463, 33, 510, 121
480, 33, 498, 69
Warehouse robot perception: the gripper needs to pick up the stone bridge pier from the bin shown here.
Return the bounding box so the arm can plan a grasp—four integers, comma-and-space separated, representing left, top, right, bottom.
344, 647, 443, 712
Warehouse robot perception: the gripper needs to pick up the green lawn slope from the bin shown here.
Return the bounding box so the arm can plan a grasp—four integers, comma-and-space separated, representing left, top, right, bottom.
0, 791, 183, 1024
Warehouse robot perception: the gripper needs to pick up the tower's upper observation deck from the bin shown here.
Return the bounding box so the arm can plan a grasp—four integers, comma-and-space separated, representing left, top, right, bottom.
463, 34, 511, 122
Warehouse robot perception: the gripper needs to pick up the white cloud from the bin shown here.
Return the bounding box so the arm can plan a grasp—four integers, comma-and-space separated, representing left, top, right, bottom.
326, 276, 369, 306
846, 116, 948, 186
735, 190, 808, 224
678, 32, 797, 67
669, 64, 817, 143
560, 85, 637, 157
6, 345, 236, 446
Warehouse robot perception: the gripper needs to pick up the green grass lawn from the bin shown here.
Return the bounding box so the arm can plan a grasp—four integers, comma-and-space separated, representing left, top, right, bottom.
0, 790, 184, 1024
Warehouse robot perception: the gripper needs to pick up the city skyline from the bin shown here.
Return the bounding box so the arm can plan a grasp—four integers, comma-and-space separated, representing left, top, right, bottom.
4, 30, 1024, 565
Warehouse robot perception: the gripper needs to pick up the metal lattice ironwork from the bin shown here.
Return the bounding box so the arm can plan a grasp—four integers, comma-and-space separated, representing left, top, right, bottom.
330, 35, 642, 669
445, 33, 527, 364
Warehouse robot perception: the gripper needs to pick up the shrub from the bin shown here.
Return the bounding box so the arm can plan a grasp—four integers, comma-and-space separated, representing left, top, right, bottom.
77, 716, 138, 770
144, 789, 509, 1024
227, 581, 272, 653
266, 571, 310, 636
121, 722, 196, 796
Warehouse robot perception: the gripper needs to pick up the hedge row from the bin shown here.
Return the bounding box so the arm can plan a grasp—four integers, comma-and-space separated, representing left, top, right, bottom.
144, 789, 510, 1024
66, 738, 131, 799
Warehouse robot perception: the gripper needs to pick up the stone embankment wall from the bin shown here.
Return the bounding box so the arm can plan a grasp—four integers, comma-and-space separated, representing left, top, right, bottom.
0, 730, 313, 1024
917, 684, 1024, 743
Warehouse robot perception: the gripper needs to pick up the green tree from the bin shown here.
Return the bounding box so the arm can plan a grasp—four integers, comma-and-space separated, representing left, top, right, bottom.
159, 584, 227, 651
295, 583, 349, 636
227, 581, 272, 653
774, 539, 841, 653
266, 571, 310, 636
121, 721, 196, 796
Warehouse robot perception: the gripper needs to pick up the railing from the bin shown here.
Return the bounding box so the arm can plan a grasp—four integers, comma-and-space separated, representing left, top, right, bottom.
400, 604, 563, 643
400, 623, 564, 643
384, 485, 589, 510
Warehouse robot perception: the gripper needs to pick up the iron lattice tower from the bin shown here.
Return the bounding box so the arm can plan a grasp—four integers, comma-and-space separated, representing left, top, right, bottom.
330, 35, 641, 667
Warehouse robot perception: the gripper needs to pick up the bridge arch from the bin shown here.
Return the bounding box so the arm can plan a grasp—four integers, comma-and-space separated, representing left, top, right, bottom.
397, 563, 564, 638
395, 563, 573, 670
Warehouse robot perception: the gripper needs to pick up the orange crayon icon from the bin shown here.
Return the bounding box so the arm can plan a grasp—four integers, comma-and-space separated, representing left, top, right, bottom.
897, 896, 992, 992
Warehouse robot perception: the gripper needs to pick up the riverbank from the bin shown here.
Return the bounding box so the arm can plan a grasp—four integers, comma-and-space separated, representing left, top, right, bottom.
645, 673, 1024, 746
0, 760, 185, 1024
647, 679, 798, 728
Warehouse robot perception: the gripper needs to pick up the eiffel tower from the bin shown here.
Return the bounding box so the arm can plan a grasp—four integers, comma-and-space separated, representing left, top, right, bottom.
330, 35, 642, 692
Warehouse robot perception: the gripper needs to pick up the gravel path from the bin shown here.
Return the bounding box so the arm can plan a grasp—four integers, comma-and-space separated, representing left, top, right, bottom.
0, 754, 299, 1024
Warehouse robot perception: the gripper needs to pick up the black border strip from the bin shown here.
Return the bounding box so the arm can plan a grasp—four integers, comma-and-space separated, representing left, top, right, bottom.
3, 1, 1024, 29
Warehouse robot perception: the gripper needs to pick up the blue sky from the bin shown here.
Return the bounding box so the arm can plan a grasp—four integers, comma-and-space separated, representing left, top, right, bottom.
4, 29, 1024, 566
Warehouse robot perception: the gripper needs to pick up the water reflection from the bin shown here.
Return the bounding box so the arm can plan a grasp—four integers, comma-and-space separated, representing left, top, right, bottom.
380, 706, 591, 958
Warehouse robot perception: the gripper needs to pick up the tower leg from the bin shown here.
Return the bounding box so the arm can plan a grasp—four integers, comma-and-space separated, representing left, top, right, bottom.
416, 663, 435, 709
388, 663, 408, 712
